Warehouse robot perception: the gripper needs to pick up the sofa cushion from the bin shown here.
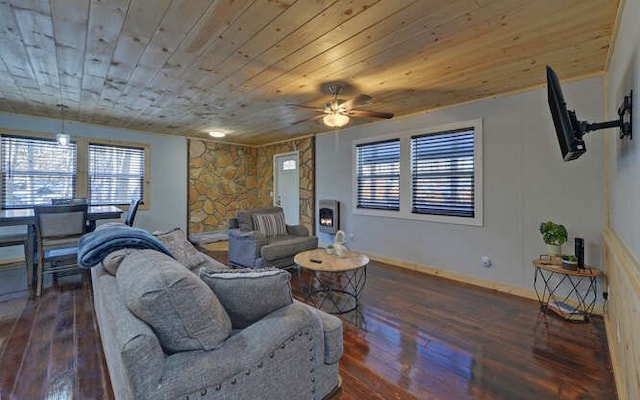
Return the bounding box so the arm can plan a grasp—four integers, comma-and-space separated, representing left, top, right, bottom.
252, 212, 287, 238
154, 227, 211, 272
117, 249, 232, 353
199, 268, 293, 329
261, 235, 318, 261
94, 271, 165, 398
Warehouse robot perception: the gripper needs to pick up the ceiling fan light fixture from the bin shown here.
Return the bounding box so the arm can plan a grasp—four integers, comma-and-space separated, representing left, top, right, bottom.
323, 113, 349, 128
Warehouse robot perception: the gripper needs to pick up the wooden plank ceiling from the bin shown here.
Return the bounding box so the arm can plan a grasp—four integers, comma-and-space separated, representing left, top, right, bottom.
0, 0, 619, 146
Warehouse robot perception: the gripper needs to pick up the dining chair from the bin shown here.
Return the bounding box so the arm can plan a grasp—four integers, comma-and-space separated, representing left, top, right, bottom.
51, 198, 97, 231
33, 204, 89, 297
124, 199, 144, 226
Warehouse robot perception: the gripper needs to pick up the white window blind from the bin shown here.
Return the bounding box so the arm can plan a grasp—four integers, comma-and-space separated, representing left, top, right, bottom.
1, 135, 77, 208
356, 139, 400, 211
411, 128, 475, 218
89, 144, 144, 206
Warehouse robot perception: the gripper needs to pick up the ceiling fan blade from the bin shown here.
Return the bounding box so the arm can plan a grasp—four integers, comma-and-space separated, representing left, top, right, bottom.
348, 109, 394, 119
286, 104, 324, 112
292, 114, 324, 125
340, 94, 372, 111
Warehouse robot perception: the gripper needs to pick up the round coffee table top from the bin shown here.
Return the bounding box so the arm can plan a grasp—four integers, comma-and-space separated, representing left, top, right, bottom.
294, 248, 369, 272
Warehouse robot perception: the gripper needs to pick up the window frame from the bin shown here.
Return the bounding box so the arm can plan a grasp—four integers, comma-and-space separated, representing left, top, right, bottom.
354, 138, 401, 211
88, 142, 147, 207
0, 134, 78, 209
0, 131, 150, 210
352, 119, 483, 226
82, 138, 150, 210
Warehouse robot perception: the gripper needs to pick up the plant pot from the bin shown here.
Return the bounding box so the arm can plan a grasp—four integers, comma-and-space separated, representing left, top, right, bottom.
562, 260, 578, 271
326, 247, 334, 255
546, 244, 561, 256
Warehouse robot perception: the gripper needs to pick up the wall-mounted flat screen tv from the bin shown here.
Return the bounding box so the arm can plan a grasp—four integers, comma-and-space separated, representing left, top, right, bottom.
546, 66, 586, 161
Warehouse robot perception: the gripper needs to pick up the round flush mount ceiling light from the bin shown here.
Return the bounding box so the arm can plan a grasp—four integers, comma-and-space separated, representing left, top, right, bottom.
208, 131, 226, 138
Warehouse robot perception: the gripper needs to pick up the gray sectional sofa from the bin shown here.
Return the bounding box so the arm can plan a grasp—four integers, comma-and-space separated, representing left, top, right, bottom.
90, 227, 342, 400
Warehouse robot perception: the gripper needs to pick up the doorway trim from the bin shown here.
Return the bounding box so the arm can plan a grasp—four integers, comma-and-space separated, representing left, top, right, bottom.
273, 151, 300, 224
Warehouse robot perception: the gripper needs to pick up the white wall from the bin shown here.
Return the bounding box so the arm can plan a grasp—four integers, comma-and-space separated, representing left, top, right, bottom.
0, 113, 188, 233
607, 0, 639, 259
316, 77, 605, 289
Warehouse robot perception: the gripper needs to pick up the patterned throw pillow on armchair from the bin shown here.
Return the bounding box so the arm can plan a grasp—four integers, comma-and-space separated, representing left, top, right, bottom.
252, 212, 287, 238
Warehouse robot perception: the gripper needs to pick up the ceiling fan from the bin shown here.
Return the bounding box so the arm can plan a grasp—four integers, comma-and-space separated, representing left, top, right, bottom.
288, 83, 393, 128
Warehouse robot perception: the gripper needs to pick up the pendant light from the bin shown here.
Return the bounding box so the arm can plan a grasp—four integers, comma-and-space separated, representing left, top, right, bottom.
55, 104, 70, 145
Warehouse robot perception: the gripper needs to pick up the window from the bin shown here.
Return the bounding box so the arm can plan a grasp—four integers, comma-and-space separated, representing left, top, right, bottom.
1, 134, 149, 209
282, 159, 296, 171
1, 136, 77, 208
411, 128, 475, 218
89, 144, 145, 206
355, 139, 400, 211
352, 119, 482, 226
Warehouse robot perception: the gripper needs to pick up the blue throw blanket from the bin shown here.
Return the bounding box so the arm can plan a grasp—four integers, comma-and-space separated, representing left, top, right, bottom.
78, 225, 174, 268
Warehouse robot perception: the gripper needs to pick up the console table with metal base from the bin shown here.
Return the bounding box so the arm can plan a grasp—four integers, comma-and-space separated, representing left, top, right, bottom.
532, 258, 600, 322
294, 249, 368, 314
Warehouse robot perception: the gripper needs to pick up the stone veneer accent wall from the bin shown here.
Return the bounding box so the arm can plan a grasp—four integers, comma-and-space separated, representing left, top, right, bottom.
188, 137, 315, 235
189, 140, 258, 233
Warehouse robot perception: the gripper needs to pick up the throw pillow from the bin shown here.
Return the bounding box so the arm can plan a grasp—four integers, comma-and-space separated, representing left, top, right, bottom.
199, 268, 293, 329
252, 212, 287, 238
100, 248, 131, 275
154, 227, 210, 272
117, 249, 232, 353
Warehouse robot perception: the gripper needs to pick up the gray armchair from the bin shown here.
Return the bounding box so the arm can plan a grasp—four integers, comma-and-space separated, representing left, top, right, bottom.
228, 207, 317, 269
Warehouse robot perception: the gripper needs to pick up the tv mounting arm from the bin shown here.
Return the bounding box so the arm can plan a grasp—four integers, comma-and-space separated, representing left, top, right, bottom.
577, 90, 633, 140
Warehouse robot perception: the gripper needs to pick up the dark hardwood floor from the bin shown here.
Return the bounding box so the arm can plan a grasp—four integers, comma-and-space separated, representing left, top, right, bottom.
0, 273, 113, 399
0, 252, 617, 399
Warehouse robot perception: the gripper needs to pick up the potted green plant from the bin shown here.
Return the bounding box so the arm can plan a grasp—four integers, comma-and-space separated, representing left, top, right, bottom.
326, 244, 334, 255
561, 254, 578, 271
539, 221, 568, 256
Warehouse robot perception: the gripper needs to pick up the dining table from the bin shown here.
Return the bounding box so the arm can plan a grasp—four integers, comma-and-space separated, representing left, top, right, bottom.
0, 205, 124, 286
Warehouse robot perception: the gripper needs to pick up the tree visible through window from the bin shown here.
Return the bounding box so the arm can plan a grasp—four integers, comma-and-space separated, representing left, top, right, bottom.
355, 139, 400, 211
1, 136, 77, 208
89, 144, 145, 206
